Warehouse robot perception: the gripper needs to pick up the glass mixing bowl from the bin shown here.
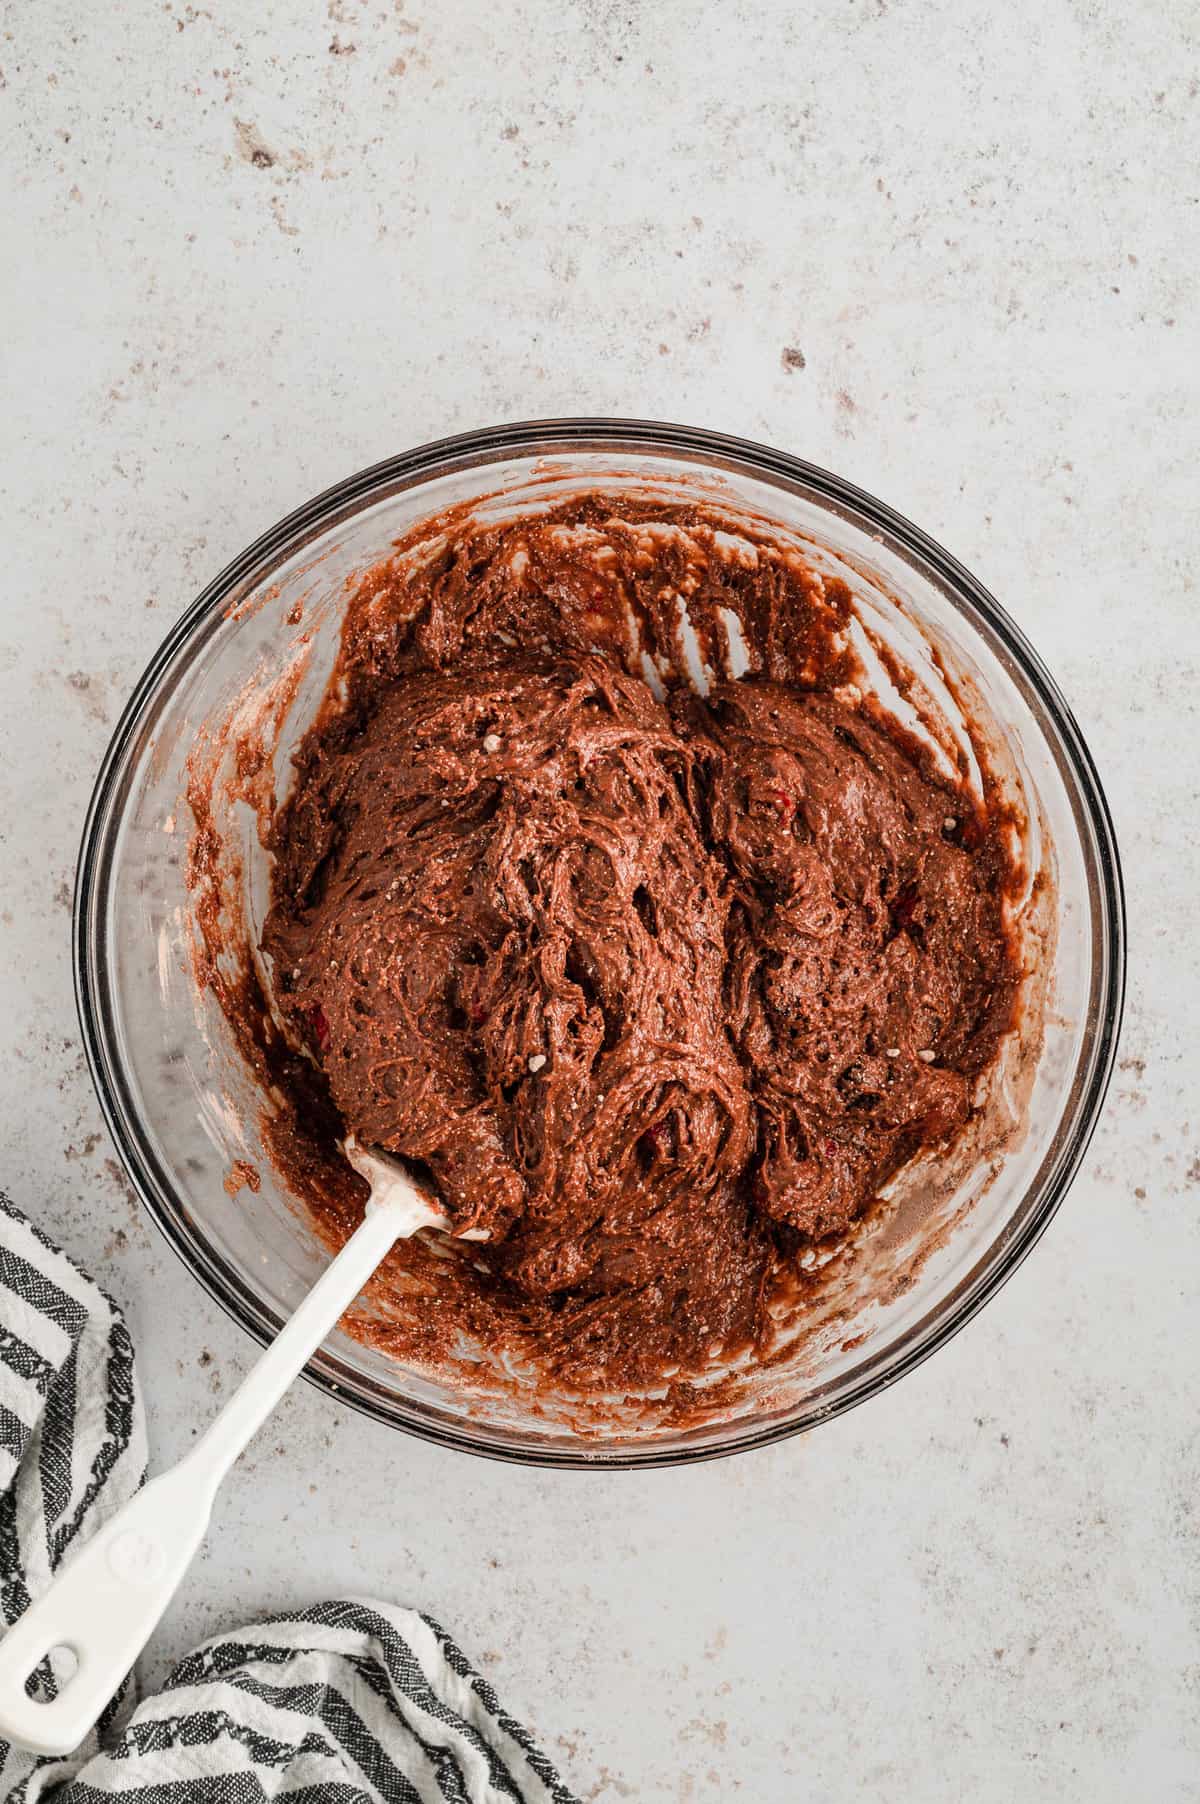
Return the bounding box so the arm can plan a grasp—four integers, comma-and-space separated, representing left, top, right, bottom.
75, 420, 1125, 1468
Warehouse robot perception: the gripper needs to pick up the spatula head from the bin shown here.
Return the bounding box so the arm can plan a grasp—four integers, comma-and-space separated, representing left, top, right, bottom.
342, 1137, 489, 1240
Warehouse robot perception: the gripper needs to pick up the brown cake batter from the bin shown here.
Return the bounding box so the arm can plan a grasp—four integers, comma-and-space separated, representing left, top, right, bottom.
251, 493, 1020, 1394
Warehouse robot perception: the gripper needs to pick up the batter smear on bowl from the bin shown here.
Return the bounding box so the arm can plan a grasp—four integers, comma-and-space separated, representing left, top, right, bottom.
251, 493, 1021, 1395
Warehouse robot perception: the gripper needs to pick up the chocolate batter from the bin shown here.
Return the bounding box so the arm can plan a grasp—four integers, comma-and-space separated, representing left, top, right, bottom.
252, 494, 1020, 1394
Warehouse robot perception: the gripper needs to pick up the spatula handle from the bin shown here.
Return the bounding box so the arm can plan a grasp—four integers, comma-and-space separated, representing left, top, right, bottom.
0, 1458, 216, 1757
0, 1200, 409, 1757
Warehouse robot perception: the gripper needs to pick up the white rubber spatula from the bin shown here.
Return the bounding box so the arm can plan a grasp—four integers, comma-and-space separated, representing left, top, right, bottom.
0, 1140, 481, 1758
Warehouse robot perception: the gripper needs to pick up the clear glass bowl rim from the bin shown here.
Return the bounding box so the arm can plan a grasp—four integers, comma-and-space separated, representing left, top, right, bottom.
74, 416, 1126, 1469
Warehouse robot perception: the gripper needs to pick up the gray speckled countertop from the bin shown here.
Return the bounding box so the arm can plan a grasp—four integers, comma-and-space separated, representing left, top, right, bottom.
3, 2, 1198, 1797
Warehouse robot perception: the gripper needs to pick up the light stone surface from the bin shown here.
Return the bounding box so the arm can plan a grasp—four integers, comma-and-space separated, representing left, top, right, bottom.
2, 1, 1198, 1797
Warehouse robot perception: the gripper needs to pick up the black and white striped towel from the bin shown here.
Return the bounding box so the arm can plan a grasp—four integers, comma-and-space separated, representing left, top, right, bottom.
0, 1192, 579, 1803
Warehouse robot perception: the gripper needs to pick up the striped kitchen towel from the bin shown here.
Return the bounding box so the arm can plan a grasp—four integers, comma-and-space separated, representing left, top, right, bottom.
0, 1193, 579, 1803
